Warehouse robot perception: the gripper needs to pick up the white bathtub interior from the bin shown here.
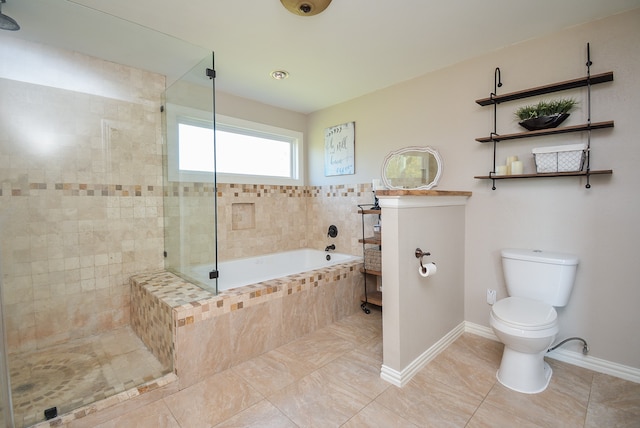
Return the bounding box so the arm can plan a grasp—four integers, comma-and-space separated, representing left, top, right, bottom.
185, 249, 361, 293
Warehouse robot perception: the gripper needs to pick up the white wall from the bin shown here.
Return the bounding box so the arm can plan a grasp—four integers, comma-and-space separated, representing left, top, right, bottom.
308, 9, 640, 369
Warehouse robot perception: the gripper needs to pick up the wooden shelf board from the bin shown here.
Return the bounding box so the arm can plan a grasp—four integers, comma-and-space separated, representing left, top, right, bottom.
474, 169, 612, 180
476, 121, 614, 143
360, 267, 382, 276
475, 71, 614, 106
358, 209, 382, 215
359, 237, 381, 245
361, 291, 382, 307
374, 189, 472, 197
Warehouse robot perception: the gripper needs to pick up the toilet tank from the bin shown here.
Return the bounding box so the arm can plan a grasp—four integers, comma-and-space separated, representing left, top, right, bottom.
501, 248, 579, 307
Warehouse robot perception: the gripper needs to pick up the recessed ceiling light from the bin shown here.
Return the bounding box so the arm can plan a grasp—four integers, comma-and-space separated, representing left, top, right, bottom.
270, 70, 290, 80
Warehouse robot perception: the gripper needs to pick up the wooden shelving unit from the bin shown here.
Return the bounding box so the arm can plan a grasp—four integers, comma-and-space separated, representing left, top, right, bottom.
475, 45, 613, 189
357, 205, 382, 314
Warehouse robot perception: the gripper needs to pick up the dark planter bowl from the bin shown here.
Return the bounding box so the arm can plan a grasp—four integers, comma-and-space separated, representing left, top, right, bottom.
519, 113, 570, 131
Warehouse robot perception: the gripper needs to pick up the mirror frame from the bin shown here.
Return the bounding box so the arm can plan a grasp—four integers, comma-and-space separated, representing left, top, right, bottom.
380, 146, 443, 190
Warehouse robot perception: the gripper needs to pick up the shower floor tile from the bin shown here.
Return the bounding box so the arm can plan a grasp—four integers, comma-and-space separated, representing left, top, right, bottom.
8, 326, 170, 428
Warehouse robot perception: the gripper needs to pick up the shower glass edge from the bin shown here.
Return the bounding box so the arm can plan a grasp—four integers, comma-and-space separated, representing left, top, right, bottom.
0, 255, 15, 428
162, 52, 218, 295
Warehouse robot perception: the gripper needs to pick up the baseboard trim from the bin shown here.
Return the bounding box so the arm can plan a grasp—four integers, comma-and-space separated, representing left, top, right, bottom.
464, 321, 640, 384
380, 322, 465, 387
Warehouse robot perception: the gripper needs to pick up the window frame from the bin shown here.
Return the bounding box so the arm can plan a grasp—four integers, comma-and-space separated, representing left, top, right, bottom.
166, 103, 304, 185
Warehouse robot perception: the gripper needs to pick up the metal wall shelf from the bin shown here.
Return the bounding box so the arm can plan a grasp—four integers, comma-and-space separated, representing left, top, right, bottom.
474, 44, 613, 189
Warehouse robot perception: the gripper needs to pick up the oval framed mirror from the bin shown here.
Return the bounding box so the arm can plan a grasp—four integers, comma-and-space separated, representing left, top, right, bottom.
381, 146, 443, 190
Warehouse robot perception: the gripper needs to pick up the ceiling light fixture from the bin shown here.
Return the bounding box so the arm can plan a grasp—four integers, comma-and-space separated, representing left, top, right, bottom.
0, 0, 20, 31
280, 0, 332, 16
270, 70, 290, 80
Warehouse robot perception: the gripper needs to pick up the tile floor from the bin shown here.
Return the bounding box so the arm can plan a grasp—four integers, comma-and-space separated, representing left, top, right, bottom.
9, 327, 170, 427
85, 307, 639, 428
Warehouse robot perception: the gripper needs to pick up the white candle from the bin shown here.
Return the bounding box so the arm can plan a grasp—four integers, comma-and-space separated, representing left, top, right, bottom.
372, 179, 381, 191
496, 165, 508, 176
506, 155, 519, 164
511, 160, 524, 175
506, 156, 519, 175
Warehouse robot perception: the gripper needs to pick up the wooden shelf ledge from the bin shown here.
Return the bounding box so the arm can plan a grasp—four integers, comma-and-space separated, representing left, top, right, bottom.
361, 291, 382, 307
474, 169, 612, 180
374, 190, 472, 197
476, 121, 614, 143
475, 71, 614, 106
359, 237, 381, 245
360, 267, 382, 276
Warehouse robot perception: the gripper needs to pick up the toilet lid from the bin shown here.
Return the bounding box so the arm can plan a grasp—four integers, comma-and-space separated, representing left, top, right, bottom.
492, 297, 557, 330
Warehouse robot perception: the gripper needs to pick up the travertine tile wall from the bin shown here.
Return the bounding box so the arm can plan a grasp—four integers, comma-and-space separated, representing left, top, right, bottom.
0, 40, 377, 357
164, 182, 377, 270
217, 184, 310, 260
0, 57, 165, 353
306, 184, 379, 257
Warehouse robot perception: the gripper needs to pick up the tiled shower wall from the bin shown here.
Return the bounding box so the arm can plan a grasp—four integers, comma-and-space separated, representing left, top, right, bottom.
0, 46, 166, 353
164, 182, 378, 269
0, 40, 378, 355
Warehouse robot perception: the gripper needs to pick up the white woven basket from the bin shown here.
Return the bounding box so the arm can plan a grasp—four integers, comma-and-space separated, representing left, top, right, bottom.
532, 143, 587, 173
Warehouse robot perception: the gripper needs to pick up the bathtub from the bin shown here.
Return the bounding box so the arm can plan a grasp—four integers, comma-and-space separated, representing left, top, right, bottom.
131, 250, 364, 388
186, 248, 361, 293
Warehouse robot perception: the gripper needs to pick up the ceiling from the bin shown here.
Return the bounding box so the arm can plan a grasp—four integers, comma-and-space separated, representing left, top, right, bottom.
3, 0, 639, 113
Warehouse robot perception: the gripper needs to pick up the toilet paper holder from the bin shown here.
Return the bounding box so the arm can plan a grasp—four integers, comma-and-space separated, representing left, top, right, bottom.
415, 248, 434, 272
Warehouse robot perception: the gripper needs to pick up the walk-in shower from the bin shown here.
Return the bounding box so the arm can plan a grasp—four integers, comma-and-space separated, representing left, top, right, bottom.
0, 2, 210, 425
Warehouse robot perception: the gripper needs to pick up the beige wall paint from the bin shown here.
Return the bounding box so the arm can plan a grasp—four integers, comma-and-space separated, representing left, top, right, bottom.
380, 199, 466, 372
308, 10, 640, 369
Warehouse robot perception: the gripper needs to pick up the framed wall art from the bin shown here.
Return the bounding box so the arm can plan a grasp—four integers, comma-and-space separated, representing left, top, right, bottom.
324, 121, 355, 176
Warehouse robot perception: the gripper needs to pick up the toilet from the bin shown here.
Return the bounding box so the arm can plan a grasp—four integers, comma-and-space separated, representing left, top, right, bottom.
490, 248, 579, 394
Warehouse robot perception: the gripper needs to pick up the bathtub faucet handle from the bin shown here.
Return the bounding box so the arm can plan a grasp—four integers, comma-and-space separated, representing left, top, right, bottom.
325, 244, 336, 252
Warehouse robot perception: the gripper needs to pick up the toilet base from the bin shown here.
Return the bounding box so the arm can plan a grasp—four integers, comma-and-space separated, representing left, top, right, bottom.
496, 347, 553, 394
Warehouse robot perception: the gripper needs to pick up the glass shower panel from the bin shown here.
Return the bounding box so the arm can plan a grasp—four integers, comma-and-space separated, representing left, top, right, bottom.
0, 270, 15, 428
163, 53, 218, 294
2, 2, 211, 425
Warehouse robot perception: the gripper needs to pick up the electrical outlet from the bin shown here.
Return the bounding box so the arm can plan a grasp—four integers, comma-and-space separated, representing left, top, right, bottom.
486, 289, 497, 305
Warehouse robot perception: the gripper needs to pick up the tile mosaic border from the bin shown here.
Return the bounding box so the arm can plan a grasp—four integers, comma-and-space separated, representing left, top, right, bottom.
1, 181, 373, 198
31, 372, 178, 428
0, 182, 163, 197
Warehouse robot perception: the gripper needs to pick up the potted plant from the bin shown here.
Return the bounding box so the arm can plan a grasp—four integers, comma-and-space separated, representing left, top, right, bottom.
515, 98, 578, 131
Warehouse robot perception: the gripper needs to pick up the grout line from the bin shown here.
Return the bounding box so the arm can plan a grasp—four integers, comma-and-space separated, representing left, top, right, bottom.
464, 380, 499, 427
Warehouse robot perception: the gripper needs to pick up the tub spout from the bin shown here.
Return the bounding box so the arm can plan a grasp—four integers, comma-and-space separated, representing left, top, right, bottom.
325, 244, 335, 252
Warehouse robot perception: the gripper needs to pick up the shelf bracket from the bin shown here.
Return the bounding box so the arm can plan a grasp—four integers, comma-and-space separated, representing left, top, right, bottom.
585, 43, 593, 189
490, 68, 502, 190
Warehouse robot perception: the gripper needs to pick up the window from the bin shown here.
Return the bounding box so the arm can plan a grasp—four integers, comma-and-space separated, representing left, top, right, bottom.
166, 104, 303, 185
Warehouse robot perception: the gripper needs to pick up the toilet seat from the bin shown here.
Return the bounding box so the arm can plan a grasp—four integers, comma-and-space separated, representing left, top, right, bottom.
491, 297, 557, 330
